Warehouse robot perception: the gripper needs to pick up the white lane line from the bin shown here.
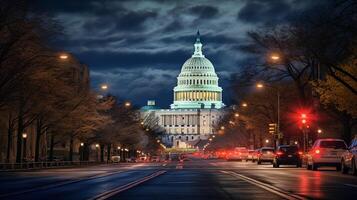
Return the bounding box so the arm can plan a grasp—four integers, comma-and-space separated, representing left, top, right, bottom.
344, 183, 357, 188
221, 171, 308, 200
89, 170, 166, 200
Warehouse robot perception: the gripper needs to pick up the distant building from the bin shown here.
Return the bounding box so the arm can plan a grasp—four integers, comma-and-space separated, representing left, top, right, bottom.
141, 31, 225, 149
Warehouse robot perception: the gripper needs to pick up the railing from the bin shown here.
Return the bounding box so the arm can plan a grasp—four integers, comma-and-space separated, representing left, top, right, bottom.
0, 161, 103, 171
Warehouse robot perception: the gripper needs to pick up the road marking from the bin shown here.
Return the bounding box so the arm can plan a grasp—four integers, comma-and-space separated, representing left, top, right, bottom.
89, 170, 166, 200
344, 183, 357, 188
0, 170, 124, 198
221, 171, 308, 200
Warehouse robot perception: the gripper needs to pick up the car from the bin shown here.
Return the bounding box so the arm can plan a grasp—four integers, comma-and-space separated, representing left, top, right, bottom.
111, 155, 121, 163
257, 147, 275, 164
306, 138, 347, 171
138, 156, 147, 162
150, 156, 161, 162
341, 136, 357, 175
226, 149, 243, 161
247, 150, 255, 161
273, 145, 303, 168
235, 148, 249, 161
252, 149, 260, 162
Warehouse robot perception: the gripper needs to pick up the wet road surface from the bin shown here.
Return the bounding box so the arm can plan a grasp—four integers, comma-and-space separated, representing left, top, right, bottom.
0, 159, 356, 200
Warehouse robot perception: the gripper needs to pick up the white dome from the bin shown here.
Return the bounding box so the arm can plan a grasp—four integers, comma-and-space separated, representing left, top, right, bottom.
170, 31, 224, 109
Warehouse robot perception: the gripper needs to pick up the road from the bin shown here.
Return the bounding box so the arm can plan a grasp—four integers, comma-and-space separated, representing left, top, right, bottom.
0, 159, 357, 200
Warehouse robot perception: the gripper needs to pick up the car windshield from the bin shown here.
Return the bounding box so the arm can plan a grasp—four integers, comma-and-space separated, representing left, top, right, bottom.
320, 141, 347, 149
261, 148, 274, 153
280, 146, 298, 153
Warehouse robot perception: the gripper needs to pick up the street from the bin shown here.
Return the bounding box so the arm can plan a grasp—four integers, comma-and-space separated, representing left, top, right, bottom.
1, 158, 356, 200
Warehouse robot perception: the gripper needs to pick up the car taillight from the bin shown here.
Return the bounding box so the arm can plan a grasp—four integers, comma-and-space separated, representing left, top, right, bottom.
298, 151, 303, 155
276, 151, 283, 156
315, 149, 320, 154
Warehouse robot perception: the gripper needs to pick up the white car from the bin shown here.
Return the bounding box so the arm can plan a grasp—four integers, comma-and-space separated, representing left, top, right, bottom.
306, 138, 348, 171
257, 147, 275, 164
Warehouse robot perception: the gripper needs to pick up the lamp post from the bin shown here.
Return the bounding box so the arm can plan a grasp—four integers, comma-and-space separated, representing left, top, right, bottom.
95, 144, 99, 162
80, 142, 84, 161
22, 133, 27, 163
256, 83, 280, 148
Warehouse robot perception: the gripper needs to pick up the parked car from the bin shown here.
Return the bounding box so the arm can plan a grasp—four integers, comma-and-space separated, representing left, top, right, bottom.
341, 136, 357, 175
257, 147, 275, 164
111, 156, 120, 163
150, 156, 161, 162
306, 138, 347, 171
273, 145, 303, 168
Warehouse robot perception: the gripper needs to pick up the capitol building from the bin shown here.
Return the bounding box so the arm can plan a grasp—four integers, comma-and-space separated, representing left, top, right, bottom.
141, 31, 225, 149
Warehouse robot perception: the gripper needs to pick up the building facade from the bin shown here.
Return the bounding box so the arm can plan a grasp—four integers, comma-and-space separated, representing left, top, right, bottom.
141, 31, 224, 149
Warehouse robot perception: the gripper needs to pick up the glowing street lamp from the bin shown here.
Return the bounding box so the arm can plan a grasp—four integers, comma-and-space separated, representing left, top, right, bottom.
220, 126, 225, 130
80, 142, 84, 146
234, 113, 239, 118
22, 133, 27, 139
265, 139, 269, 144
101, 84, 108, 91
95, 144, 99, 148
124, 101, 131, 107
241, 103, 248, 107
270, 54, 280, 61
59, 54, 68, 60
256, 83, 264, 88
317, 129, 322, 134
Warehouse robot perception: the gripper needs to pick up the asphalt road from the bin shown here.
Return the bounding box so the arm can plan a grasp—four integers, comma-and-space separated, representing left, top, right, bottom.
0, 159, 356, 200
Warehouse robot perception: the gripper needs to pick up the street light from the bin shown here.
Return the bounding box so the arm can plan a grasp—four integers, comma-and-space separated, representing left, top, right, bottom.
124, 101, 131, 107
256, 83, 264, 88
220, 126, 225, 130
234, 113, 239, 118
256, 82, 280, 148
270, 53, 280, 61
265, 139, 269, 144
59, 54, 68, 60
241, 103, 248, 107
101, 84, 108, 91
95, 144, 99, 148
22, 133, 27, 162
80, 143, 84, 161
317, 129, 322, 134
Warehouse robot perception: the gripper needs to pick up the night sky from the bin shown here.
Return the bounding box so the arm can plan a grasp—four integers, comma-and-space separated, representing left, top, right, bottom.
32, 0, 326, 107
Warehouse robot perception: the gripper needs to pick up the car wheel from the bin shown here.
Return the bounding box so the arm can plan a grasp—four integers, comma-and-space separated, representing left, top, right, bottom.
352, 158, 357, 176
312, 162, 318, 171
341, 160, 348, 174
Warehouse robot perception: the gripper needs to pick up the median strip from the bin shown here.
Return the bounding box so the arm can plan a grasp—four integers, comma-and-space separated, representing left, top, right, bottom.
221, 170, 308, 200
89, 170, 166, 200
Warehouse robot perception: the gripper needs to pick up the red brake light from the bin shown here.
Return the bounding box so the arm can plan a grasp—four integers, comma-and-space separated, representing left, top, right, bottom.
276, 151, 283, 156
315, 149, 320, 154
298, 151, 303, 155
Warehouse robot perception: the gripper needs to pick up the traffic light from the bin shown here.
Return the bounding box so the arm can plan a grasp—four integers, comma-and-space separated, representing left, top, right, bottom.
300, 113, 308, 125
268, 123, 277, 135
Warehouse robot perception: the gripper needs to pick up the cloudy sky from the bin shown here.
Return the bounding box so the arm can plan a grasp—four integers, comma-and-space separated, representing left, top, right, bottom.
33, 0, 325, 107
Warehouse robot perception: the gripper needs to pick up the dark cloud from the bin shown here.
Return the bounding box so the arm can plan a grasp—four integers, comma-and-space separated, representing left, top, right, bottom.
188, 5, 219, 19
32, 0, 325, 107
237, 0, 292, 24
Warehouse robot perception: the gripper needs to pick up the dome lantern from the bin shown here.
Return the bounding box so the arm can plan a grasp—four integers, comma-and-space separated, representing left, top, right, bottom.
193, 30, 204, 58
